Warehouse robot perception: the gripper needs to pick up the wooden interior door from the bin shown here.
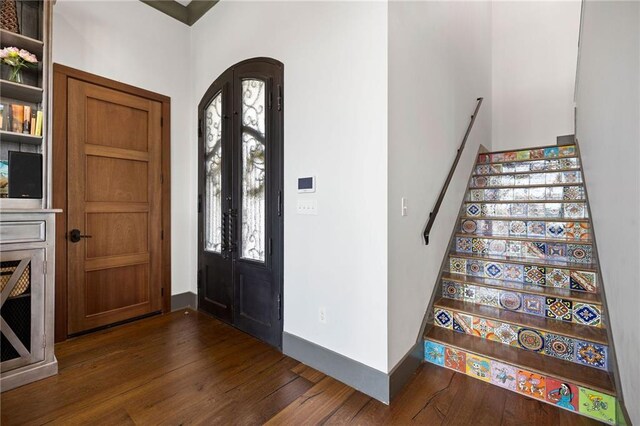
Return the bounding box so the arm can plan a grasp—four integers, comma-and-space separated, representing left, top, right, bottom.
67, 78, 163, 335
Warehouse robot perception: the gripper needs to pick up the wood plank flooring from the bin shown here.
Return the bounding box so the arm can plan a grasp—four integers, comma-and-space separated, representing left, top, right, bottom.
1, 310, 598, 425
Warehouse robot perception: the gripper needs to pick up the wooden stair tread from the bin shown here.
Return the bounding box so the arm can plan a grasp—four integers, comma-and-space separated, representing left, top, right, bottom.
424, 326, 615, 394
450, 252, 598, 272
434, 298, 608, 344
460, 216, 590, 223
440, 272, 602, 305
454, 233, 593, 245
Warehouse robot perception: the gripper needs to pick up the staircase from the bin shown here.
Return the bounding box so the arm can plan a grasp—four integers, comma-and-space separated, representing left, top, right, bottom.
423, 143, 619, 424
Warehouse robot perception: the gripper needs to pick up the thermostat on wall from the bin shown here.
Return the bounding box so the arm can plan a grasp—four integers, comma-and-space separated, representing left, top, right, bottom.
297, 176, 315, 193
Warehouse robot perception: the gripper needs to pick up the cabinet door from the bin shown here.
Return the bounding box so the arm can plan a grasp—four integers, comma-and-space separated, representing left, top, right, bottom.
0, 249, 45, 372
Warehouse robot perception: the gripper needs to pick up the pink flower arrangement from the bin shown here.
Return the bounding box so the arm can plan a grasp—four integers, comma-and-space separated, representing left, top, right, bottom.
1, 46, 38, 83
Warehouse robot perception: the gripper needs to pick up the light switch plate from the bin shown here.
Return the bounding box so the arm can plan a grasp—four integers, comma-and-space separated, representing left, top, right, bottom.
297, 199, 317, 215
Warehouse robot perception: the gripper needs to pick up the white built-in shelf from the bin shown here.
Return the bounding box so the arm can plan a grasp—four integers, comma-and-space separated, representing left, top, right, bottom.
0, 130, 42, 145
0, 79, 43, 103
0, 29, 44, 58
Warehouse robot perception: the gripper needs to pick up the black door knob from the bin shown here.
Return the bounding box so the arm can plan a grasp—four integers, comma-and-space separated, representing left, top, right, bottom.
69, 229, 92, 243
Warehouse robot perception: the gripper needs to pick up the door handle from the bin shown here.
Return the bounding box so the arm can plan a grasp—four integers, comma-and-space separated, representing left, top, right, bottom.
69, 229, 92, 243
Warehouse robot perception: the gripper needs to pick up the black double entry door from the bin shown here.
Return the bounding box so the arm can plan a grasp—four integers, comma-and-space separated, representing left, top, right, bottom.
198, 58, 283, 348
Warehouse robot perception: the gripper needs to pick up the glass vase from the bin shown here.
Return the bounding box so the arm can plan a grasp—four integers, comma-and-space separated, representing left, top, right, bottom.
8, 67, 23, 84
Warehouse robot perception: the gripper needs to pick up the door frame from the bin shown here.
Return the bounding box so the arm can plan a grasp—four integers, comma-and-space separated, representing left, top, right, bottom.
52, 64, 172, 342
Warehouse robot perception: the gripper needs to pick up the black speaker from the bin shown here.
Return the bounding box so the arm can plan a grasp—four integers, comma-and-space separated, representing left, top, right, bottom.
8, 151, 42, 199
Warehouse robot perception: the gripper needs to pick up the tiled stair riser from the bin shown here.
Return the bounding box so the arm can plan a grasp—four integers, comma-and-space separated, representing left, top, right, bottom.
471, 171, 583, 188
464, 202, 588, 220
477, 145, 577, 164
454, 237, 593, 264
467, 186, 585, 202
441, 281, 603, 328
449, 256, 598, 292
433, 307, 608, 370
423, 340, 616, 424
460, 219, 591, 241
475, 158, 580, 175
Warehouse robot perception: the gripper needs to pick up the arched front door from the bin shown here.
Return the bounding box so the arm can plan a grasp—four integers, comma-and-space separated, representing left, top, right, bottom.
197, 58, 283, 348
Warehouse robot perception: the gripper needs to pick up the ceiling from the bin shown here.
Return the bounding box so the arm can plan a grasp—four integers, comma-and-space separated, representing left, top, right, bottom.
139, 0, 218, 26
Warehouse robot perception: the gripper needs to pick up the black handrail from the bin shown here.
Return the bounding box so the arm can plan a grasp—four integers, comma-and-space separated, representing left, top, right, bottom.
423, 97, 484, 245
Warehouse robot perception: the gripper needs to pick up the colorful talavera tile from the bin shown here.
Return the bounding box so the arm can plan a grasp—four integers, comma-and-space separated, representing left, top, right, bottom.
424, 341, 445, 366
547, 243, 567, 260
573, 303, 602, 327
546, 268, 570, 288
442, 281, 464, 300
544, 203, 563, 218
524, 242, 546, 259
490, 164, 504, 174
546, 298, 573, 321
452, 312, 473, 334
456, 237, 473, 253
472, 238, 488, 254
476, 164, 490, 174
578, 387, 616, 424
517, 370, 546, 400
487, 239, 507, 255
524, 265, 546, 285
517, 328, 545, 352
509, 221, 527, 236
563, 186, 583, 200
466, 203, 481, 217
470, 189, 484, 201
564, 203, 586, 219
529, 173, 545, 185
493, 322, 519, 346
466, 260, 484, 277
546, 222, 566, 239
544, 333, 574, 361
522, 294, 546, 316
544, 147, 559, 158
444, 346, 466, 372
491, 152, 506, 162
492, 220, 509, 236
491, 361, 517, 391
472, 317, 497, 341
484, 189, 499, 201
567, 244, 592, 264
527, 221, 545, 237
461, 219, 478, 234
530, 149, 544, 160
477, 153, 489, 164
570, 271, 597, 292
450, 257, 467, 274
506, 241, 523, 257
476, 287, 500, 307
565, 222, 591, 240
434, 309, 453, 329
546, 187, 563, 200
466, 354, 492, 382
484, 262, 503, 280
473, 176, 488, 188
499, 291, 522, 311
562, 171, 582, 184
559, 145, 576, 157
503, 263, 524, 281
516, 150, 530, 161
463, 286, 476, 302
575, 340, 608, 370
546, 378, 579, 412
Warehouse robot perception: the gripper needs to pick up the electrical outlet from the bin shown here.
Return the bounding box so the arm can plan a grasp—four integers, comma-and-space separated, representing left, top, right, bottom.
319, 307, 326, 323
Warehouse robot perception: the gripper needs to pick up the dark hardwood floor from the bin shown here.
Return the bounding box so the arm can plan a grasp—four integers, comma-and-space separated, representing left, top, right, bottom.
1, 310, 598, 425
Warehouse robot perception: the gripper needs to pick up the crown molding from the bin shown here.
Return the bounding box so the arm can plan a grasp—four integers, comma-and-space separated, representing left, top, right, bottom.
139, 0, 218, 26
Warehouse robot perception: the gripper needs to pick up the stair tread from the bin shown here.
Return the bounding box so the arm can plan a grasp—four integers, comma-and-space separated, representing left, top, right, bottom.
425, 326, 615, 394
441, 272, 602, 304
434, 298, 608, 344
455, 233, 593, 245
450, 252, 598, 271
460, 216, 590, 223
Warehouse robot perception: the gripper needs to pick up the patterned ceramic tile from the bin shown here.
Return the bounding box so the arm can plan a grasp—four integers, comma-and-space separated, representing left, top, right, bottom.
493, 322, 519, 346
511, 203, 527, 217
522, 294, 546, 316
517, 370, 546, 400
492, 221, 509, 236
530, 149, 544, 160
546, 172, 562, 185
570, 271, 597, 292
452, 312, 473, 334
450, 258, 467, 274
506, 241, 523, 257
516, 150, 530, 161
482, 204, 497, 217
524, 265, 546, 286
575, 340, 608, 370
463, 285, 477, 302
563, 186, 583, 200
466, 203, 481, 217
546, 268, 570, 288
472, 238, 487, 254
567, 244, 592, 264
546, 222, 566, 239
487, 239, 508, 255
461, 219, 478, 234
563, 171, 582, 184
442, 281, 464, 300
491, 361, 517, 391
472, 317, 497, 341
466, 260, 484, 277
515, 162, 530, 173
529, 173, 545, 185
477, 153, 490, 163
573, 303, 602, 327
544, 147, 559, 158
531, 203, 549, 218
499, 291, 523, 311
434, 309, 453, 329
546, 298, 573, 321
466, 354, 492, 382
456, 237, 473, 253
470, 189, 484, 201
513, 188, 528, 200
484, 262, 503, 279
524, 242, 546, 259
492, 152, 506, 162
494, 204, 510, 216
475, 164, 490, 174
578, 387, 616, 424
546, 379, 579, 412
565, 222, 591, 240
473, 176, 488, 188
490, 164, 503, 174
503, 264, 524, 281
560, 158, 579, 168
546, 187, 563, 200
544, 333, 575, 361
559, 145, 576, 157
544, 203, 562, 218
424, 341, 445, 366
476, 287, 500, 307
509, 221, 527, 236
547, 243, 567, 260
515, 175, 529, 186
485, 189, 499, 201
517, 328, 545, 352
444, 346, 466, 372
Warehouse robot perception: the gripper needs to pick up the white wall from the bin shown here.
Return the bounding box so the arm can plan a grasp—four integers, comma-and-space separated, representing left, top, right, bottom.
52, 0, 195, 296
492, 1, 580, 150
388, 0, 492, 369
575, 1, 640, 423
191, 1, 389, 372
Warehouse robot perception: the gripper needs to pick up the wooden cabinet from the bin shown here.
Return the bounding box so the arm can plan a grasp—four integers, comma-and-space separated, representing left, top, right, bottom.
0, 0, 58, 390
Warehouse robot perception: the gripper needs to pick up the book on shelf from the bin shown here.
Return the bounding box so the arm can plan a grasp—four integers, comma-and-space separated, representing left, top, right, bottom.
0, 102, 42, 136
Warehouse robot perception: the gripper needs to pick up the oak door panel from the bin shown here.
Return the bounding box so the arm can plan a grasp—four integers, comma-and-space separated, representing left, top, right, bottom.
67, 78, 162, 334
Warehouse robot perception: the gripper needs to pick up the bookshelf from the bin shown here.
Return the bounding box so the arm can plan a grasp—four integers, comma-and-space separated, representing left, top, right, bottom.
0, 0, 58, 392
